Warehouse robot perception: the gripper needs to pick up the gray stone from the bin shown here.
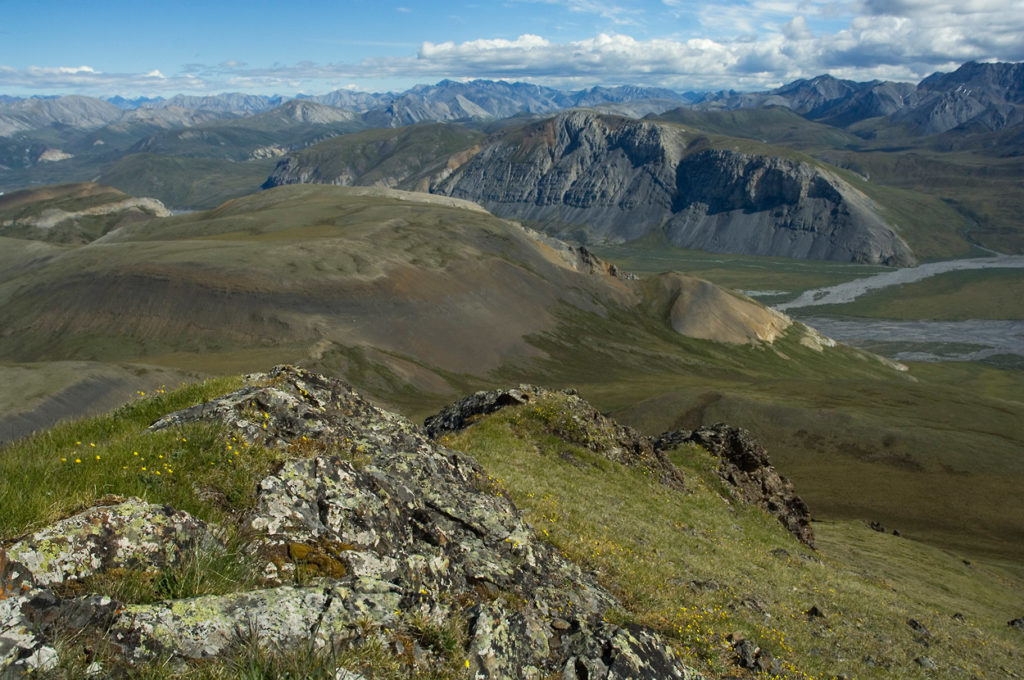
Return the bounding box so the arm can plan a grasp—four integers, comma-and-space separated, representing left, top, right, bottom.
6, 498, 220, 587
435, 110, 915, 265
0, 365, 704, 678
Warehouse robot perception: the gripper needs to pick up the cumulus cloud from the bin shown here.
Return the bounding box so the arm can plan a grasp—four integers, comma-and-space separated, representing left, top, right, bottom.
782, 16, 813, 40
2, 1, 1023, 96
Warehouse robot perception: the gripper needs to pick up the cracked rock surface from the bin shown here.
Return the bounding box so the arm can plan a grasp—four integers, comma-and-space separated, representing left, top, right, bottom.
1, 366, 702, 678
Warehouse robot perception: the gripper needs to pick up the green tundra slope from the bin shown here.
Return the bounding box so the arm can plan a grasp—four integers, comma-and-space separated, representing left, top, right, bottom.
0, 372, 1020, 679
0, 183, 1020, 571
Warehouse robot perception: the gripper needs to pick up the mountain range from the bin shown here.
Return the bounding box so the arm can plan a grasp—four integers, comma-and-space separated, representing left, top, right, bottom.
693, 61, 1024, 136
0, 79, 698, 134
1, 60, 1022, 264
4, 61, 1021, 136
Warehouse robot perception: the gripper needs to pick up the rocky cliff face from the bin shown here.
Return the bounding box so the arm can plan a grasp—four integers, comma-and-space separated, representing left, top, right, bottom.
435, 111, 915, 265
665, 149, 913, 265
0, 367, 702, 679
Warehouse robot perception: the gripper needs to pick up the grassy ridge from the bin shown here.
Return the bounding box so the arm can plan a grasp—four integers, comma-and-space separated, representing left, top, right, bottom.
266, 123, 484, 191
487, 299, 1024, 565
444, 392, 1024, 680
4, 374, 1021, 678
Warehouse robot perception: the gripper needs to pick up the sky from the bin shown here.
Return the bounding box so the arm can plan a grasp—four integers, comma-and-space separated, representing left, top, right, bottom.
1, 0, 1023, 97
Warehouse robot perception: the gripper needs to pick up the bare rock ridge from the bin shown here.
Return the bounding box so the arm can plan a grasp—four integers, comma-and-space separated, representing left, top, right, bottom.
0, 182, 170, 244
0, 366, 702, 679
434, 111, 915, 265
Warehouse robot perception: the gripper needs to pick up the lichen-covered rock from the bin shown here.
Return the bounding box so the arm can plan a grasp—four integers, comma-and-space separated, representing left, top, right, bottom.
0, 588, 49, 677
0, 587, 119, 678
561, 623, 702, 680
464, 602, 700, 680
424, 384, 551, 437
1, 366, 703, 677
111, 583, 399, 661
0, 500, 216, 677
5, 498, 220, 587
654, 424, 815, 547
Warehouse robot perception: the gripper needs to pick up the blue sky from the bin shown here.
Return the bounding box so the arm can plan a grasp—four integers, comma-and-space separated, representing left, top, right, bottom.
2, 0, 1023, 96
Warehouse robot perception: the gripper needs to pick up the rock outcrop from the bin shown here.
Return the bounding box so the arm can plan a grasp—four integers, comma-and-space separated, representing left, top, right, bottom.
1, 367, 701, 678
435, 111, 915, 265
653, 424, 815, 547
424, 385, 686, 492
426, 387, 813, 547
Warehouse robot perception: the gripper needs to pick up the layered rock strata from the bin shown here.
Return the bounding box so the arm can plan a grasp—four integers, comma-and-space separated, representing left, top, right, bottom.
435, 111, 915, 265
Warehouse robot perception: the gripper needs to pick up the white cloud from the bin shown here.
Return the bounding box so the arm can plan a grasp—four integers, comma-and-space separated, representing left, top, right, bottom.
25, 65, 99, 76
514, 0, 642, 25
2, 1, 1023, 96
783, 16, 814, 39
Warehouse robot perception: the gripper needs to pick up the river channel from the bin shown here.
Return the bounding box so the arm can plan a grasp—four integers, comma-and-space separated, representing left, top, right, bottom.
761, 255, 1024, 363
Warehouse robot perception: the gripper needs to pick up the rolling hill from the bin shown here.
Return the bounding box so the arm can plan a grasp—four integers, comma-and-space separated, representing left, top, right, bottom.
0, 183, 1021, 569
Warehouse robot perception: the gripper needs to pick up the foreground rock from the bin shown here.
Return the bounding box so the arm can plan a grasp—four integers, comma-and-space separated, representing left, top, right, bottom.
653, 424, 815, 547
1, 367, 701, 678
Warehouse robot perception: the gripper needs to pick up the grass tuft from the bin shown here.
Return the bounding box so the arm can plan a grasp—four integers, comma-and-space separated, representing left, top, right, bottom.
0, 375, 277, 540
